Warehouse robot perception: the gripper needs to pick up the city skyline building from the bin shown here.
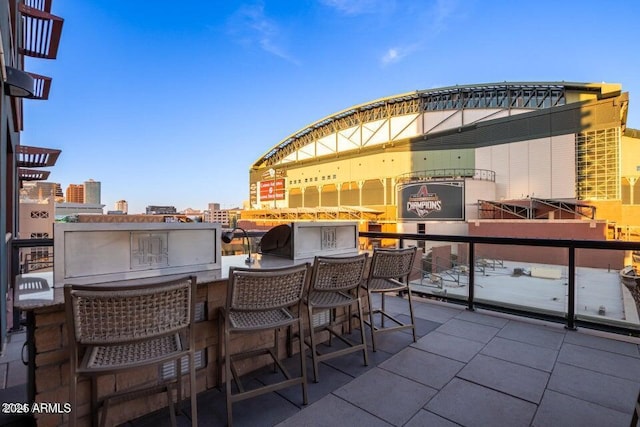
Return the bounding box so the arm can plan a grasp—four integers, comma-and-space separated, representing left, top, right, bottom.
146, 205, 177, 215
65, 184, 84, 203
20, 181, 63, 202
84, 179, 101, 204
115, 199, 128, 214
204, 202, 229, 225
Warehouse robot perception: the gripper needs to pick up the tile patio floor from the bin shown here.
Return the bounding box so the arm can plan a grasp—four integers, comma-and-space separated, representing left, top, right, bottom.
2, 295, 640, 426
128, 295, 640, 427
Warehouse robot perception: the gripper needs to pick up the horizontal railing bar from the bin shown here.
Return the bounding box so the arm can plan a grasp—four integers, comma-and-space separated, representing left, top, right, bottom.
359, 231, 640, 251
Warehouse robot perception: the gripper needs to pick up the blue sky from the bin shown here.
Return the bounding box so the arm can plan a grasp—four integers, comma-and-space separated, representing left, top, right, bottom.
22, 0, 640, 214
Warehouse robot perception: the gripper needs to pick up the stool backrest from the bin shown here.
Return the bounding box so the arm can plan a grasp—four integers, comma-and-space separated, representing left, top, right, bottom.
227, 263, 309, 312
65, 276, 196, 346
369, 247, 417, 280
311, 253, 368, 293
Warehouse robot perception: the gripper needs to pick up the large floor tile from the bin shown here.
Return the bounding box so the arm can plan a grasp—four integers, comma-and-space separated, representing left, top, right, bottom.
455, 309, 509, 328
380, 347, 464, 389
194, 379, 301, 427
334, 367, 437, 426
365, 325, 416, 354
563, 330, 640, 357
413, 330, 485, 363
404, 409, 460, 427
436, 318, 499, 344
411, 301, 463, 323
368, 293, 412, 316
532, 389, 631, 427
457, 354, 549, 403
271, 358, 355, 405
323, 341, 393, 378
497, 321, 565, 350
425, 378, 537, 427
558, 343, 640, 380
481, 336, 558, 372
395, 313, 441, 338
276, 394, 392, 427
547, 362, 640, 414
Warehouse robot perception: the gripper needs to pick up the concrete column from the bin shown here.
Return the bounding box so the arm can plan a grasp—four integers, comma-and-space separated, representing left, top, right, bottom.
625, 176, 638, 204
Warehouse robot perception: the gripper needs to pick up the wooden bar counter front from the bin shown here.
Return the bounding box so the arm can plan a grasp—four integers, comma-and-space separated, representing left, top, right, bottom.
15, 254, 359, 427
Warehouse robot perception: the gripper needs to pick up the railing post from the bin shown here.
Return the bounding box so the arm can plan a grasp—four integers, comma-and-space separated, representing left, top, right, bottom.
467, 242, 475, 311
566, 246, 576, 330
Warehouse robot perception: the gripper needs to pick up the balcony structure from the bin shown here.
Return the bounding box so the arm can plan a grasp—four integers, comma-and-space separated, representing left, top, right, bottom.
2, 285, 639, 426
3, 229, 640, 426
16, 145, 60, 168
17, 168, 50, 181
19, 1, 64, 60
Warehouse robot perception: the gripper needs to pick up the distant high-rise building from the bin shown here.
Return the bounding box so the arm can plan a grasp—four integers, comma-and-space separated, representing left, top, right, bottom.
115, 200, 128, 214
146, 205, 176, 215
20, 181, 63, 202
84, 179, 101, 204
65, 184, 84, 203
204, 202, 229, 225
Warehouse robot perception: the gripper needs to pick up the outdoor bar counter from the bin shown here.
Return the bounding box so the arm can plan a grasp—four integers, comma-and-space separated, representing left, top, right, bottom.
14, 253, 351, 426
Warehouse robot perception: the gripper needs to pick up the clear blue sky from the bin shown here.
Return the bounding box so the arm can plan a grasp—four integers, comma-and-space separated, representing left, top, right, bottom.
21, 0, 640, 214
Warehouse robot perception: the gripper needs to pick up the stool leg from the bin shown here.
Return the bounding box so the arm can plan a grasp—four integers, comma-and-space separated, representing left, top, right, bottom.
298, 317, 309, 405
308, 305, 320, 383
225, 326, 233, 427
356, 297, 369, 366
367, 290, 377, 352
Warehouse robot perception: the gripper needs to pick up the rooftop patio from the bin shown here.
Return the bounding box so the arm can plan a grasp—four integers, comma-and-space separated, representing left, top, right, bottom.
4, 293, 637, 426
108, 295, 640, 426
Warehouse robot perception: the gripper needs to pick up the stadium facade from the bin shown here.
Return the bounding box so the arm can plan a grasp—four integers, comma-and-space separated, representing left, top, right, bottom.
247, 82, 640, 238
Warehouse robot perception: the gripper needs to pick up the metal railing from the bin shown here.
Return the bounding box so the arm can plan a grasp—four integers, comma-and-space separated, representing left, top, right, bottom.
359, 231, 640, 337
9, 233, 640, 337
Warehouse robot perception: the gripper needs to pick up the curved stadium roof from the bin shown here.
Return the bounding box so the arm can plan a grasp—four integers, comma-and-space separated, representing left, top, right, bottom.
252, 81, 620, 169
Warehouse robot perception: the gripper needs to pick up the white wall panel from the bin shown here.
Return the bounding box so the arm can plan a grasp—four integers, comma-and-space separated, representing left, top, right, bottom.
528, 138, 551, 198
390, 114, 420, 140
338, 125, 359, 144
423, 111, 462, 133
316, 138, 335, 156
362, 120, 389, 147
509, 141, 529, 198
550, 134, 576, 198
475, 146, 492, 172
461, 109, 508, 125
491, 145, 510, 199
363, 119, 389, 146
298, 145, 315, 160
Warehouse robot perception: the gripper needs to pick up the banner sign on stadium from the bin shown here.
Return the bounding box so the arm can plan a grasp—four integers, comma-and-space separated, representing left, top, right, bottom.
398, 181, 464, 220
260, 179, 285, 201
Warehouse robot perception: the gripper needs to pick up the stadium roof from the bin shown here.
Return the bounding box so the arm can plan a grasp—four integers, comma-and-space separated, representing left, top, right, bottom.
252, 81, 622, 169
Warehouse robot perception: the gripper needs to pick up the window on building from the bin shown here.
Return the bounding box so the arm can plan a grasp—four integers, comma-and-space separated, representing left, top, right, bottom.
30, 211, 49, 219
30, 233, 50, 238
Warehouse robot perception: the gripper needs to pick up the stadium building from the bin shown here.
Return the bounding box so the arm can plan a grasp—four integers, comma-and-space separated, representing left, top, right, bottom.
246, 82, 640, 241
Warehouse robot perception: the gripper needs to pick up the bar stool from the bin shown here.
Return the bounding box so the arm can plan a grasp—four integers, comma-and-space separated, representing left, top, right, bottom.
305, 253, 369, 382
218, 263, 310, 426
362, 246, 418, 351
65, 276, 198, 427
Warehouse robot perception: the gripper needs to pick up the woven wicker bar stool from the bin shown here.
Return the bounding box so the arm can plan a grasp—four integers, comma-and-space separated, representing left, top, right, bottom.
305, 253, 369, 383
362, 246, 418, 352
64, 276, 198, 427
218, 263, 310, 426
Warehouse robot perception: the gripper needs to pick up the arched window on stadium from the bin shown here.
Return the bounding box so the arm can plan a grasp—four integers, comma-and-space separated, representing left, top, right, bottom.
289, 187, 303, 208
320, 184, 338, 207
340, 182, 359, 206
304, 186, 319, 208
361, 179, 384, 205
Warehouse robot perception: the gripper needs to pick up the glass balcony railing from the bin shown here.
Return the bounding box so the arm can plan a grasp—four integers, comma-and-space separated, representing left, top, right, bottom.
10, 231, 640, 337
